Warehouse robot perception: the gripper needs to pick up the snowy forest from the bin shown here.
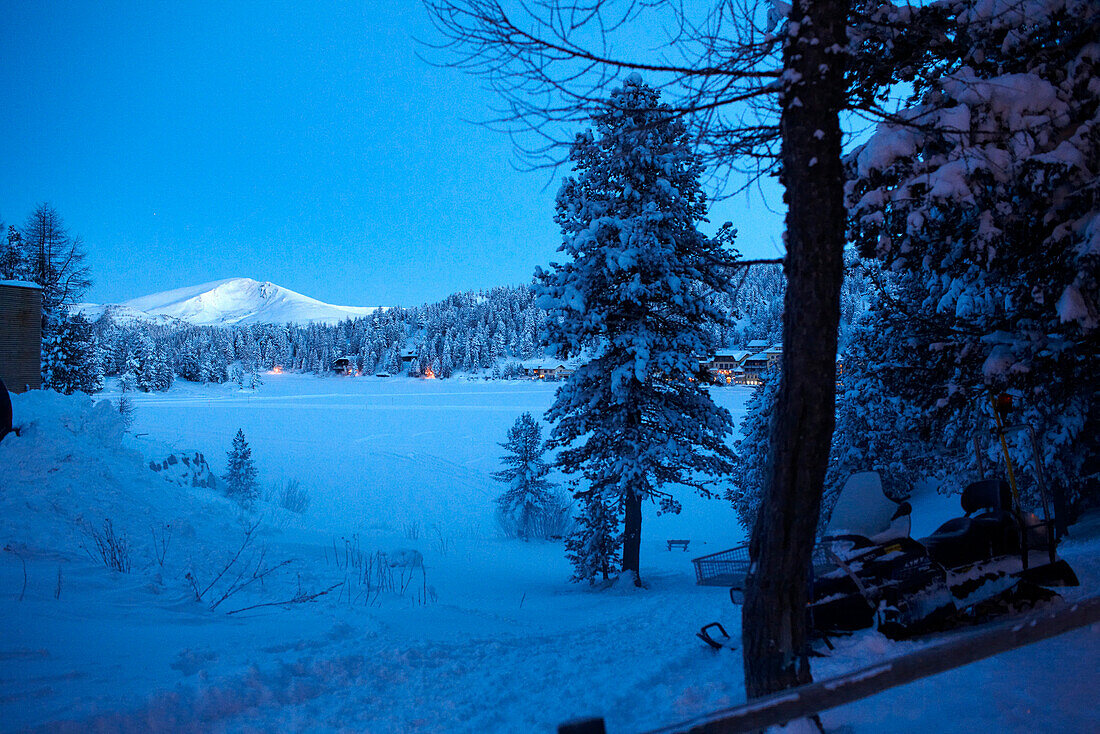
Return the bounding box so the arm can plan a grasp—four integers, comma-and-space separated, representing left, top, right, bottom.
0, 203, 867, 394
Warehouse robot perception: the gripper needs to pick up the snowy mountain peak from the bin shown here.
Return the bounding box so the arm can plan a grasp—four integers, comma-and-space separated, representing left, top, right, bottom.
84, 277, 381, 326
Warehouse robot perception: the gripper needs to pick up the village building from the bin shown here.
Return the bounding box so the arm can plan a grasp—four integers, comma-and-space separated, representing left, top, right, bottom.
0, 281, 43, 393
740, 344, 782, 386
331, 356, 355, 375
400, 348, 417, 365
701, 349, 751, 385
520, 359, 574, 380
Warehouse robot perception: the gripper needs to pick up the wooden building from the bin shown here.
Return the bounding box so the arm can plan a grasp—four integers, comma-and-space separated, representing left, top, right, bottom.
520, 359, 574, 380
701, 349, 751, 384
740, 345, 782, 386
331, 356, 355, 375
0, 281, 43, 393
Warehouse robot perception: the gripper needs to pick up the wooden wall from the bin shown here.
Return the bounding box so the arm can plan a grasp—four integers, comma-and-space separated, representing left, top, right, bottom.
0, 284, 42, 393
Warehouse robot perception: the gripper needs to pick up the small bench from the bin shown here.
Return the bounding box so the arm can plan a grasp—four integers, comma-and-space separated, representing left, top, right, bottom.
667, 539, 690, 552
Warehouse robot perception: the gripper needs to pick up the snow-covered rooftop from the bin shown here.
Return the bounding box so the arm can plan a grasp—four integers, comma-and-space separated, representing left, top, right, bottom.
712, 349, 752, 360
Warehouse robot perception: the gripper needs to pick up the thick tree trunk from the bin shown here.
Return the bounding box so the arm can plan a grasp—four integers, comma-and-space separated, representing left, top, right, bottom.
742, 0, 850, 699
622, 488, 642, 585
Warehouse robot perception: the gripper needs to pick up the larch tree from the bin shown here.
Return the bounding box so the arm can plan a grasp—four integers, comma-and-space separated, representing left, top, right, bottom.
19, 203, 91, 319
538, 76, 739, 586
740, 0, 849, 695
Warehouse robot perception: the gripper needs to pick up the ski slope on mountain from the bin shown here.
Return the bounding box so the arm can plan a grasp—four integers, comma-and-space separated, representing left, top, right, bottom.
72, 302, 184, 326
120, 277, 380, 326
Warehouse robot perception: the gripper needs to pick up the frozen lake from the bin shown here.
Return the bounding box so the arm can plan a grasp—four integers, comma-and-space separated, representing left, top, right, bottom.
124, 373, 754, 549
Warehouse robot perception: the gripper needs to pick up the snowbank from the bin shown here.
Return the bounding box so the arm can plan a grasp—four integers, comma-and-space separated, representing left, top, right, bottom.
0, 390, 237, 566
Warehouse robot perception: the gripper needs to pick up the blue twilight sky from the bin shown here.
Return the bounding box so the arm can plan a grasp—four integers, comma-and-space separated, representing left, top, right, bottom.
0, 2, 785, 308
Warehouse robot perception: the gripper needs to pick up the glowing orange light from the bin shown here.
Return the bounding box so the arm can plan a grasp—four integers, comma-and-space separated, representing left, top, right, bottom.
269, 366, 284, 374
423, 366, 436, 379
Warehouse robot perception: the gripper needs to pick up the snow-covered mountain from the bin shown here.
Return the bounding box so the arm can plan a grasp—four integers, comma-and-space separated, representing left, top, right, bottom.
81, 278, 381, 326
73, 302, 184, 326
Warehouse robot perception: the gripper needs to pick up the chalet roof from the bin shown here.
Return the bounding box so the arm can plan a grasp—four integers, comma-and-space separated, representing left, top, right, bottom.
0, 280, 41, 290
712, 349, 751, 360
519, 355, 582, 369
400, 347, 417, 358
746, 339, 769, 349
745, 351, 771, 362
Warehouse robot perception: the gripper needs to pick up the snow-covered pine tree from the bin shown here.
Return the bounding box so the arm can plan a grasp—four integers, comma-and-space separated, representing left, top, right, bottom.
564, 482, 620, 583
153, 347, 173, 392
223, 428, 259, 505
537, 76, 739, 585
846, 0, 1100, 510
246, 363, 263, 390
41, 312, 103, 394
0, 225, 26, 280
493, 412, 557, 540
134, 337, 158, 392
726, 364, 781, 529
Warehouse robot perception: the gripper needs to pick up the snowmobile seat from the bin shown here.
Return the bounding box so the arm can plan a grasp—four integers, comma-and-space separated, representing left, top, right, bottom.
919, 480, 1019, 566
961, 479, 1013, 515
921, 481, 1020, 567
921, 517, 1016, 567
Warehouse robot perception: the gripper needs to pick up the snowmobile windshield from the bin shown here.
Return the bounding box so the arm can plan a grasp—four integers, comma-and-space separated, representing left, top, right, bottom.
825, 472, 907, 540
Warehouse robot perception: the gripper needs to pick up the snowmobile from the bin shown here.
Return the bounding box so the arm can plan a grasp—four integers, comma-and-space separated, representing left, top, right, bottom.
809, 476, 1077, 639
698, 398, 1079, 646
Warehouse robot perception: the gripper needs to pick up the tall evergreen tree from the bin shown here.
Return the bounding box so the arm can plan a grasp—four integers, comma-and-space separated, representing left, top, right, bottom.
726, 365, 781, 530
538, 76, 739, 585
494, 412, 556, 540
223, 428, 259, 505
847, 0, 1100, 510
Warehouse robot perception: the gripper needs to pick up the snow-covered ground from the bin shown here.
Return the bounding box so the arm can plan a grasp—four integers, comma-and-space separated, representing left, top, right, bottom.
1, 375, 1097, 732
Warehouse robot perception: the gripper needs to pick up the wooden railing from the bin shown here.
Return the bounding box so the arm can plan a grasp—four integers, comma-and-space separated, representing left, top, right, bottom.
559, 595, 1100, 734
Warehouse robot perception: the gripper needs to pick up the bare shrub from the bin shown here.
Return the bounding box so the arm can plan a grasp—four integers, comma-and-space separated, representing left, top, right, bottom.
402, 520, 421, 540
151, 522, 172, 567
80, 519, 132, 573
226, 574, 341, 615
186, 521, 291, 611
274, 479, 311, 514
497, 492, 575, 540
325, 535, 433, 607
429, 524, 451, 556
